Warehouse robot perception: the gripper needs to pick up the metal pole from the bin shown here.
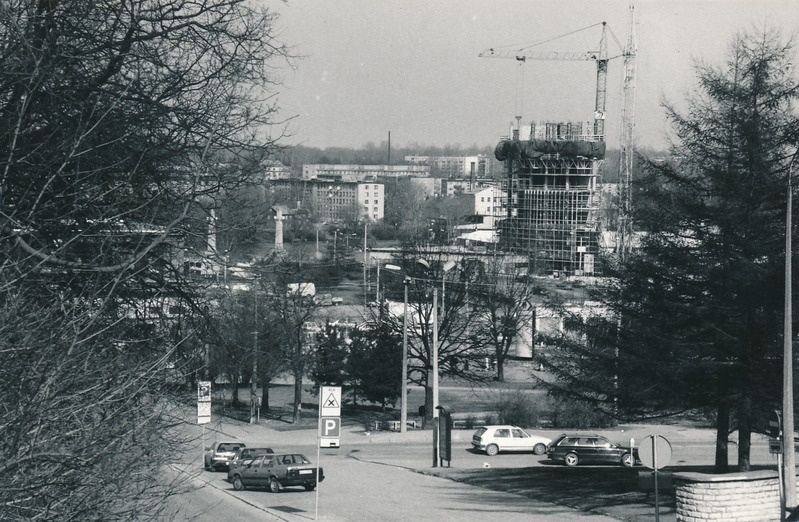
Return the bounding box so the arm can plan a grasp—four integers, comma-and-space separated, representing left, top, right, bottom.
784, 151, 797, 512
250, 279, 258, 424
653, 435, 660, 522
432, 287, 439, 467
376, 263, 380, 302
401, 278, 409, 434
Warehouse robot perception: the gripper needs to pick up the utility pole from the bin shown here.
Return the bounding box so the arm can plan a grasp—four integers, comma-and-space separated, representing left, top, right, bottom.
363, 221, 368, 303
783, 151, 798, 512
400, 277, 409, 434
250, 276, 259, 424
432, 287, 439, 467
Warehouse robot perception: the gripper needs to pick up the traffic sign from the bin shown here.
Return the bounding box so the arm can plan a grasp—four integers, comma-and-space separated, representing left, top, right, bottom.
197, 381, 211, 424
639, 435, 672, 470
320, 417, 341, 438
320, 386, 341, 417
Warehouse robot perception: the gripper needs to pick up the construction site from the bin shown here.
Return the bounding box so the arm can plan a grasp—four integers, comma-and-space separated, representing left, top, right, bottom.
482, 11, 637, 277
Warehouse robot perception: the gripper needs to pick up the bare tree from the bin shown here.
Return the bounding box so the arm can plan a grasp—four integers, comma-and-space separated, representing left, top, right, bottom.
469, 257, 539, 381
0, 1, 290, 518
377, 245, 490, 426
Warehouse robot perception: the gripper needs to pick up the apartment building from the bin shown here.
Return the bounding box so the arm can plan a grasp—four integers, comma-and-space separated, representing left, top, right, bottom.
301, 164, 429, 181
268, 178, 384, 222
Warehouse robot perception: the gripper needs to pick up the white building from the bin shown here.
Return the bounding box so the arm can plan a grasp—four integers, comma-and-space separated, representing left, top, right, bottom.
302, 164, 429, 181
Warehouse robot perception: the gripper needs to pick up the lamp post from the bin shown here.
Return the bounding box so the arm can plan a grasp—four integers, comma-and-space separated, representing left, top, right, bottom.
401, 276, 410, 434
416, 258, 456, 467
784, 149, 798, 513
250, 275, 259, 424
379, 264, 406, 432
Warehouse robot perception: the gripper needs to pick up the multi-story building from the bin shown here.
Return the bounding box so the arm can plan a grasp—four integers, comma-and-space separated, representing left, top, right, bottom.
263, 160, 293, 180
404, 154, 500, 179
493, 120, 605, 276
301, 164, 429, 181
268, 179, 384, 222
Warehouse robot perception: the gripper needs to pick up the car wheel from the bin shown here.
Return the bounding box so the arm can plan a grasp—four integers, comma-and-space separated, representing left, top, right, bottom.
304, 483, 316, 491
533, 443, 547, 455
565, 452, 579, 467
621, 453, 635, 468
268, 477, 281, 493
486, 444, 499, 456
232, 475, 245, 491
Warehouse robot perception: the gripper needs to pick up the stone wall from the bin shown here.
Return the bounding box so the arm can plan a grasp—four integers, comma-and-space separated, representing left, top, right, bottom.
673, 470, 782, 521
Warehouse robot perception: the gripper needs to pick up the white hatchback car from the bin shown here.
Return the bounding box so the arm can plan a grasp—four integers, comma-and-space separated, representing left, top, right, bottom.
472, 425, 551, 456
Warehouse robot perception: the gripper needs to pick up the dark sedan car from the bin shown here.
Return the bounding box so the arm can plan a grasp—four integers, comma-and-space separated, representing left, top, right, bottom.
228, 453, 324, 493
547, 434, 638, 467
228, 447, 274, 474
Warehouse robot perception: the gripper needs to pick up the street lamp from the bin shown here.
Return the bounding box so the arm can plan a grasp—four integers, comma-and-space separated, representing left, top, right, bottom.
417, 257, 456, 467
379, 264, 408, 433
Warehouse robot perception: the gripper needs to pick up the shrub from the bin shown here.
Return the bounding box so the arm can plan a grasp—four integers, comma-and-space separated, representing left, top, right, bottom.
493, 394, 541, 427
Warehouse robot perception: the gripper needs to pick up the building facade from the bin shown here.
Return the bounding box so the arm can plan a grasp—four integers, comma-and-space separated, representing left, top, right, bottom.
269, 179, 384, 222
301, 164, 429, 181
493, 120, 605, 276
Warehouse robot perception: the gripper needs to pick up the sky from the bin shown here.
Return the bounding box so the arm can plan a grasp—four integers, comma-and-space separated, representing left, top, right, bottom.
270, 0, 799, 152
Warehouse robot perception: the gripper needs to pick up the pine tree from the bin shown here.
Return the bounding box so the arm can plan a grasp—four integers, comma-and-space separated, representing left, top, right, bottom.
544, 28, 799, 473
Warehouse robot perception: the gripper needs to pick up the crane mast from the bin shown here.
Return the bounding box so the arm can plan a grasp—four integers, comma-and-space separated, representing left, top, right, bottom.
618, 2, 637, 260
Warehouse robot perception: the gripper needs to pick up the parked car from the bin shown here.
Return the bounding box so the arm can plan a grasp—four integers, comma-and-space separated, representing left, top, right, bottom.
204, 441, 246, 471
228, 453, 324, 493
229, 447, 275, 471
471, 425, 552, 456
547, 434, 638, 467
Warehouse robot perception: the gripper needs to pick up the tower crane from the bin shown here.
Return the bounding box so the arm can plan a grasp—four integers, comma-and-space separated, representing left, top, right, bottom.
479, 13, 638, 259
479, 21, 625, 141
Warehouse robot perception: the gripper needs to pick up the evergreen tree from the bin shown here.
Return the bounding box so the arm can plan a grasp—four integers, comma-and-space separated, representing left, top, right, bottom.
543, 28, 799, 473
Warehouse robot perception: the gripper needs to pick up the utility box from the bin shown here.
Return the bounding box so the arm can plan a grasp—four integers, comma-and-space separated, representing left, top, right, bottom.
438, 412, 453, 465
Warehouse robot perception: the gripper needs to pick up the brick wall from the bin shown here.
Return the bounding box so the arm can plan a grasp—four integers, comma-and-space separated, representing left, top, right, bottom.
674, 470, 783, 521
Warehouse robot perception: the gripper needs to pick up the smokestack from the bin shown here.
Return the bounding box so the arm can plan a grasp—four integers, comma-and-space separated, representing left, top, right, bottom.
387, 131, 391, 164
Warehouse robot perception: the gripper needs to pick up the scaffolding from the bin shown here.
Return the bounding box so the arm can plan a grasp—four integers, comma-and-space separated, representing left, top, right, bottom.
494, 121, 603, 276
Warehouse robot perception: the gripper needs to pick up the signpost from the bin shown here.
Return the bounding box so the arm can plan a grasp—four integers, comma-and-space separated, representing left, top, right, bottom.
197, 381, 211, 470
316, 386, 341, 520
639, 434, 672, 522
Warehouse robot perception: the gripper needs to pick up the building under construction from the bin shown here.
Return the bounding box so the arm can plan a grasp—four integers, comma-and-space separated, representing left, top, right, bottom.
493, 121, 605, 276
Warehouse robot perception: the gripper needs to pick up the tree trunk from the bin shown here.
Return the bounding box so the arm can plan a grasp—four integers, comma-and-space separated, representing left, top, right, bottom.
715, 401, 730, 473
496, 348, 505, 382
292, 369, 303, 423
231, 374, 240, 406
260, 379, 269, 416
423, 371, 433, 428
737, 392, 752, 471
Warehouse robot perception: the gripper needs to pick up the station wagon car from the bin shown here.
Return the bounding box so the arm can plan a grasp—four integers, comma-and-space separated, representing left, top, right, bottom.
228, 453, 324, 492
547, 434, 638, 467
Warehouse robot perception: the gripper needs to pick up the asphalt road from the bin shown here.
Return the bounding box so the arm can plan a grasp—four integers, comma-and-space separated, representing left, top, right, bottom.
173, 449, 621, 521
165, 417, 782, 521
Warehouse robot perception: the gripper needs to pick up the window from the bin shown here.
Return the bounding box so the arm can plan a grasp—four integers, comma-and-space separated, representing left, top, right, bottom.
365, 200, 369, 205
512, 429, 528, 438
495, 429, 510, 438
